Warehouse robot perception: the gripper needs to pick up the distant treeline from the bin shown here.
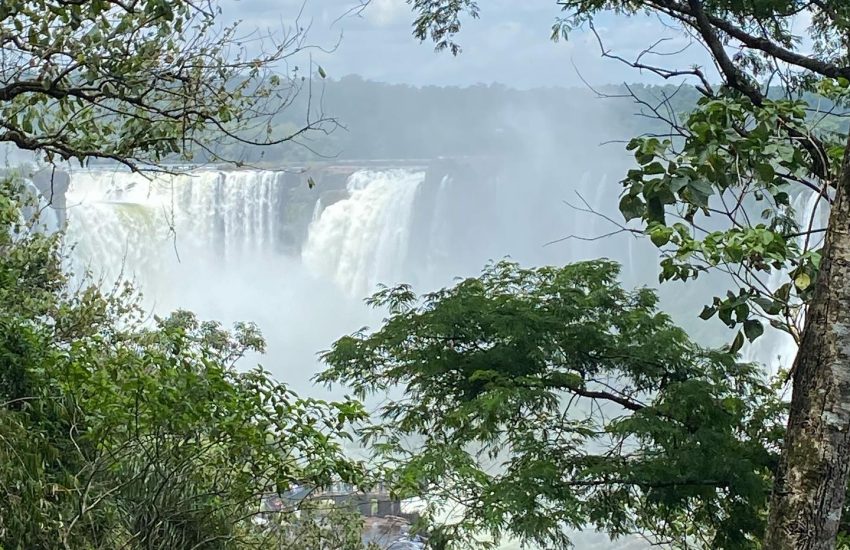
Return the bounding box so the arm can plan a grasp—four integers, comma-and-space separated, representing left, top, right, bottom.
201, 77, 847, 165
207, 78, 703, 165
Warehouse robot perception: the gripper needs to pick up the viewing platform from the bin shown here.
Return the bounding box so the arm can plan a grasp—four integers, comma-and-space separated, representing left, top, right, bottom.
267, 482, 420, 522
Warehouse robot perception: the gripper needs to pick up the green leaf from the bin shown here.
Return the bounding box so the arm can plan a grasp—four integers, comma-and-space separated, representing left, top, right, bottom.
775, 283, 792, 301
699, 305, 716, 320
730, 330, 745, 353
756, 163, 775, 182
644, 162, 666, 175
689, 179, 714, 197
619, 194, 645, 221
669, 176, 689, 193
646, 196, 666, 223
794, 273, 811, 290
743, 319, 764, 341
636, 152, 655, 165
753, 296, 783, 315
649, 225, 673, 247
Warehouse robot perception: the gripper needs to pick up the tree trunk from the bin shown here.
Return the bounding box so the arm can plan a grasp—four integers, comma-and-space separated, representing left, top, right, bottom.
765, 138, 850, 549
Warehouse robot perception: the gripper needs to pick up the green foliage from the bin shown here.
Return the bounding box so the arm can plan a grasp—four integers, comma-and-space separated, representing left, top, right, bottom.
262, 500, 380, 550
398, 0, 850, 546
320, 260, 785, 548
408, 0, 479, 55
403, 0, 849, 358
616, 88, 839, 347
0, 179, 367, 549
0, 1, 324, 168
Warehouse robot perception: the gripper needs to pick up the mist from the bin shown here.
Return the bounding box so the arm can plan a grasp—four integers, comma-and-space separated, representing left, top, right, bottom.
46, 17, 794, 550
62, 84, 666, 384
48, 81, 729, 549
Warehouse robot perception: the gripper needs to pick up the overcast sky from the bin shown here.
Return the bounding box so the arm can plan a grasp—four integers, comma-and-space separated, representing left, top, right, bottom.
218, 0, 717, 89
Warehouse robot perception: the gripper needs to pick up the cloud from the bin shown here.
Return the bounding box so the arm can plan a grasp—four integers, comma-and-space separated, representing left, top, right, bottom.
216, 0, 714, 88
363, 0, 409, 26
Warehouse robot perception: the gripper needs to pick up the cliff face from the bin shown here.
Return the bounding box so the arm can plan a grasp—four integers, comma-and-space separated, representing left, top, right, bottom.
31, 168, 70, 227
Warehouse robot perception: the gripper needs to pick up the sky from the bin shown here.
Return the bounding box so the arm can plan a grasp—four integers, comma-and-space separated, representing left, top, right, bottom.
218, 0, 717, 89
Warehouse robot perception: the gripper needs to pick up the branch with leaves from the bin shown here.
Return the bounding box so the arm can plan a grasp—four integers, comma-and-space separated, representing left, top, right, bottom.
319, 260, 784, 548
0, 0, 335, 170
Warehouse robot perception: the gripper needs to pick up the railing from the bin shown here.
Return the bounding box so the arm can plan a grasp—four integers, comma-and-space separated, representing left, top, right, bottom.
268, 483, 418, 520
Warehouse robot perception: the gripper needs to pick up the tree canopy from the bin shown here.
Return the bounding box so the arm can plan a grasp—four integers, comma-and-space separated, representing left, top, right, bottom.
0, 0, 328, 169
0, 181, 367, 548
397, 1, 850, 547
320, 260, 785, 548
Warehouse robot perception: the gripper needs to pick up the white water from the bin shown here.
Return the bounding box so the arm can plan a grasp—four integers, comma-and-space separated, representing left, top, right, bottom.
423, 174, 453, 279
302, 169, 424, 297
64, 167, 373, 394
67, 168, 287, 272
19, 180, 63, 235
59, 164, 794, 550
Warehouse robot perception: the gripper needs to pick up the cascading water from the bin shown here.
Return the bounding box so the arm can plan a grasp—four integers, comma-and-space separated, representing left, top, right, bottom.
57, 164, 660, 549
425, 174, 452, 266
67, 168, 288, 267
59, 161, 799, 550
311, 197, 324, 223
64, 168, 369, 394
65, 171, 170, 288
63, 167, 447, 394
302, 169, 424, 297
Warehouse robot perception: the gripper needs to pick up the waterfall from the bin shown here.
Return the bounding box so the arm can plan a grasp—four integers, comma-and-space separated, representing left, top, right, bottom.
301, 169, 425, 297
62, 167, 433, 393
311, 196, 324, 223
64, 168, 292, 291
56, 163, 749, 550
18, 179, 63, 235
67, 168, 285, 257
